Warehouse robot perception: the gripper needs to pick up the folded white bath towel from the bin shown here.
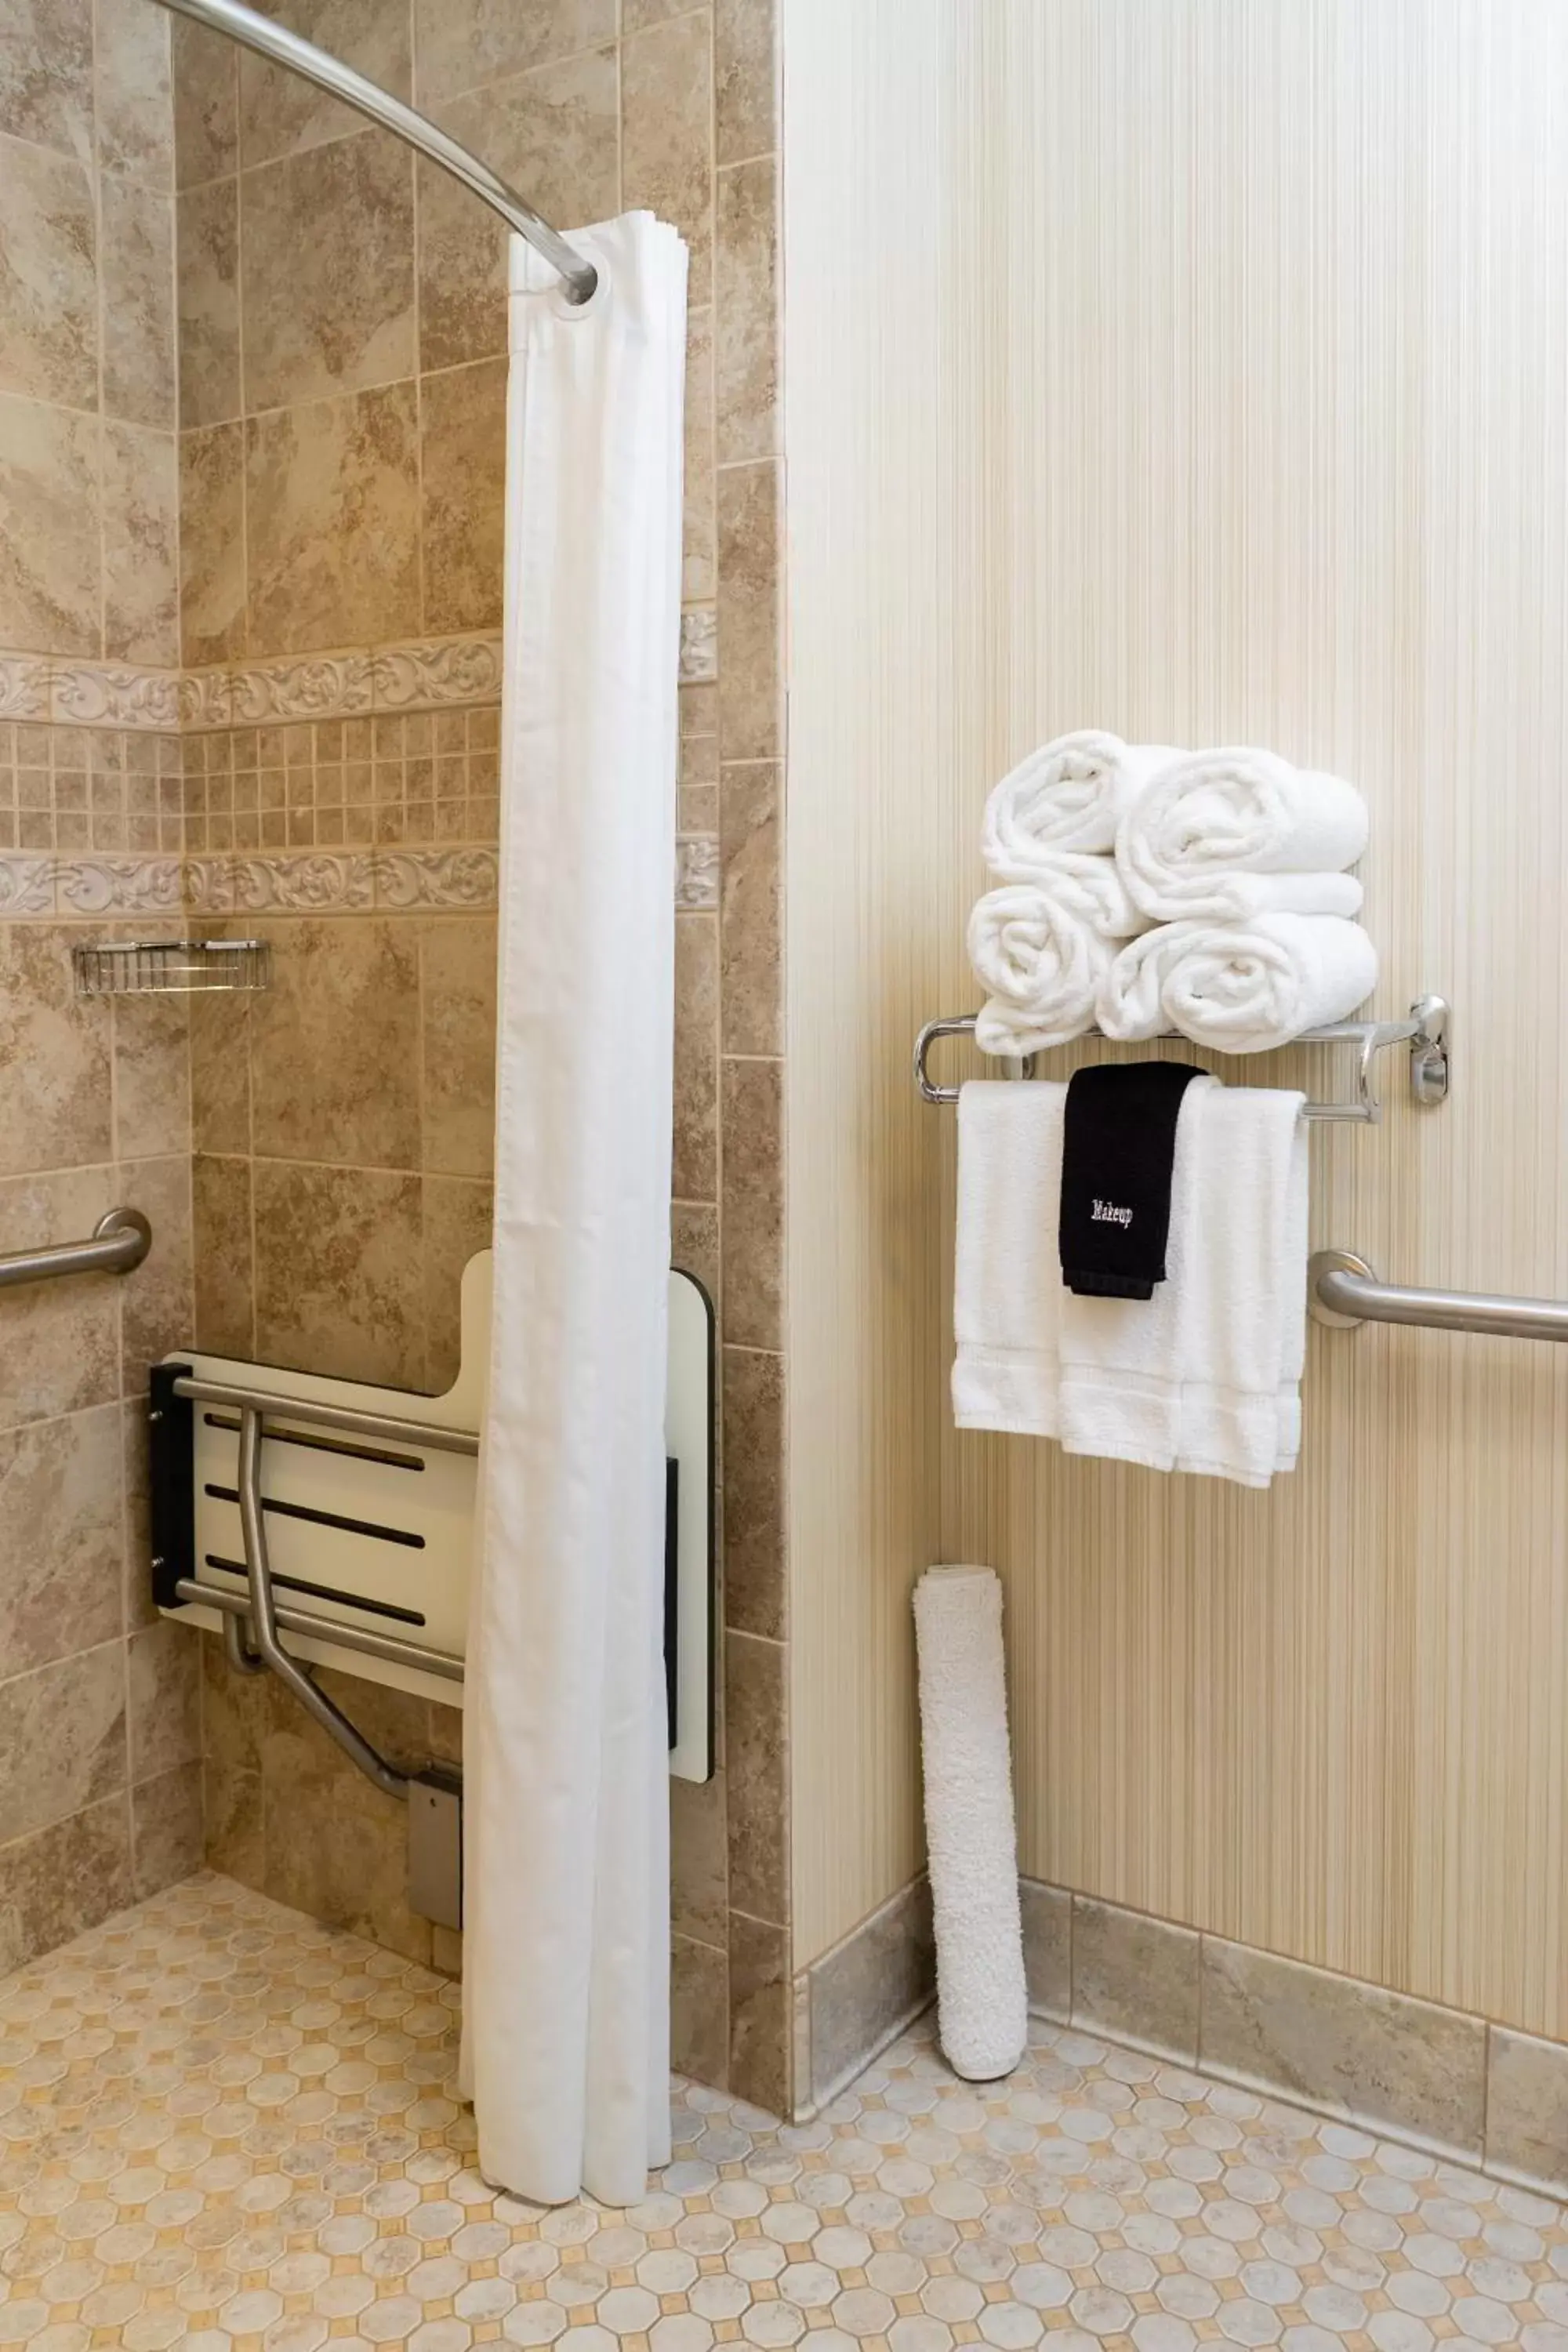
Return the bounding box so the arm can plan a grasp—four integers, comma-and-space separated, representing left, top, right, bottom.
953, 1080, 1067, 1436
983, 729, 1181, 869
1099, 913, 1377, 1052
955, 1075, 1312, 1487
1117, 747, 1368, 921
968, 873, 1142, 1056
1168, 1087, 1309, 1486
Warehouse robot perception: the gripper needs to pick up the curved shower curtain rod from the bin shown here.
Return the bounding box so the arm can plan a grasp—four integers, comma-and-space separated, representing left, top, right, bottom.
150, 0, 599, 304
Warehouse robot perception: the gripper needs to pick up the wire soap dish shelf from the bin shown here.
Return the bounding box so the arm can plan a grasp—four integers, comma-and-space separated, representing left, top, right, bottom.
914, 994, 1450, 1123
73, 938, 273, 997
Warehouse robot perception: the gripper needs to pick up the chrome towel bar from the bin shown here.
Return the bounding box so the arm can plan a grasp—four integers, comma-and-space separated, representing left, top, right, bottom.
914, 996, 1450, 1123
1310, 1250, 1568, 1343
0, 1207, 151, 1291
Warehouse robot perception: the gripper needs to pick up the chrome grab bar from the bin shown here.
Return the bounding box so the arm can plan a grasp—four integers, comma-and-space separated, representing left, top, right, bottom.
0, 1207, 151, 1292
1310, 1249, 1568, 1343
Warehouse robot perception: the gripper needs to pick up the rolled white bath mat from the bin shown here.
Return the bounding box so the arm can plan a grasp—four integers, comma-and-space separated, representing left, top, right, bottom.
913, 1566, 1028, 2082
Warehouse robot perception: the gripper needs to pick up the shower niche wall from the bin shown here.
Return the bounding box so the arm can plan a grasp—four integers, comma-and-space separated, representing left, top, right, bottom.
0, 0, 793, 2111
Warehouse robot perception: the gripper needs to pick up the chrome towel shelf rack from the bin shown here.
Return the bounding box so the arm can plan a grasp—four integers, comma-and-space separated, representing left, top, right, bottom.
914, 995, 1450, 1123
0, 1207, 151, 1291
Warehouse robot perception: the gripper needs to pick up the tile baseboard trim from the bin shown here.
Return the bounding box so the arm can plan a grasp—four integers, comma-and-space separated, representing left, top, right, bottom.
1019, 1875, 1568, 2198
791, 1875, 935, 2122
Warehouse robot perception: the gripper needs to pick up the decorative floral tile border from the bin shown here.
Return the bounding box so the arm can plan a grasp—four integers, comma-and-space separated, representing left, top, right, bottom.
2, 608, 718, 739
0, 839, 717, 918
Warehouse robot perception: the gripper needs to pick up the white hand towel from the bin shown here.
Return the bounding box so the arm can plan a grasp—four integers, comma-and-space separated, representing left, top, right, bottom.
1100, 913, 1378, 1053
953, 1080, 1067, 1435
1171, 1087, 1309, 1486
1055, 1075, 1221, 1472
983, 729, 1181, 869
969, 874, 1142, 1057
1117, 747, 1368, 921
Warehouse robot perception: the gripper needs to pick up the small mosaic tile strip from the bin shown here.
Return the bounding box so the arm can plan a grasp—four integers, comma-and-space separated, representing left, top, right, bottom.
0, 724, 185, 855
2, 1870, 1566, 2352
182, 709, 502, 856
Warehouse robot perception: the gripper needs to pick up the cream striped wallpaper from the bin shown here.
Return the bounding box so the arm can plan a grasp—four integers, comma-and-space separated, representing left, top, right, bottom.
783, 0, 1568, 2036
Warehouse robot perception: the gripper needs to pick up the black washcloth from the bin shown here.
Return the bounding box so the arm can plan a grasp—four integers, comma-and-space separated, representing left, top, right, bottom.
1058, 1061, 1206, 1299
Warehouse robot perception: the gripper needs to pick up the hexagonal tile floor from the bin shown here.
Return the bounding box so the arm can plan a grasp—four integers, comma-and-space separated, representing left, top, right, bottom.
3, 1875, 1567, 2351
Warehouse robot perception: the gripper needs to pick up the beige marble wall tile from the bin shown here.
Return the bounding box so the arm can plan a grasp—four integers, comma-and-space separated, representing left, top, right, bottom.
716, 459, 779, 763
423, 1174, 492, 1394
1019, 1876, 1072, 2018
180, 419, 247, 665
684, 306, 716, 603
420, 915, 496, 1178
128, 1621, 201, 1785
1072, 1893, 1200, 2061
1200, 1934, 1488, 2159
714, 0, 773, 167
131, 1756, 202, 1898
103, 423, 180, 666
241, 132, 416, 412
729, 1907, 788, 2115
672, 1930, 729, 2089
420, 358, 506, 635
201, 1627, 269, 1777
412, 0, 615, 107
715, 157, 777, 464
245, 383, 420, 655
262, 1695, 431, 1964
805, 1875, 933, 2111
1487, 2025, 1568, 2194
416, 49, 619, 373
240, 0, 411, 167
95, 0, 173, 186
0, 394, 101, 657
191, 1152, 253, 1358
122, 1396, 155, 1632
671, 1199, 719, 1303
622, 10, 713, 307
0, 1167, 122, 1428
724, 1628, 786, 1925
0, 924, 111, 1178
117, 1152, 193, 1390
172, 12, 236, 187
0, 1640, 126, 1846
0, 1791, 132, 1975
722, 1345, 783, 1640
203, 1757, 265, 1886
100, 173, 176, 428
720, 760, 779, 1056
720, 1053, 780, 1351
0, 0, 93, 163
176, 175, 239, 427
671, 1768, 728, 1947
673, 912, 719, 1203
190, 989, 250, 1155
112, 992, 191, 1161
252, 1157, 424, 1387
249, 915, 420, 1167
0, 136, 98, 410
0, 1404, 124, 1678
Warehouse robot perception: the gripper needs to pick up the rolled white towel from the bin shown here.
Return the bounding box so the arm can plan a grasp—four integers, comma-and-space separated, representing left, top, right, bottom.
983, 729, 1181, 869
969, 873, 1142, 1056
1116, 747, 1368, 921
1100, 913, 1378, 1053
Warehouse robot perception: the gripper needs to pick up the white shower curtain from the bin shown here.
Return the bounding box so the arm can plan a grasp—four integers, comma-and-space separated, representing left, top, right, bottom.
460, 212, 688, 2208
